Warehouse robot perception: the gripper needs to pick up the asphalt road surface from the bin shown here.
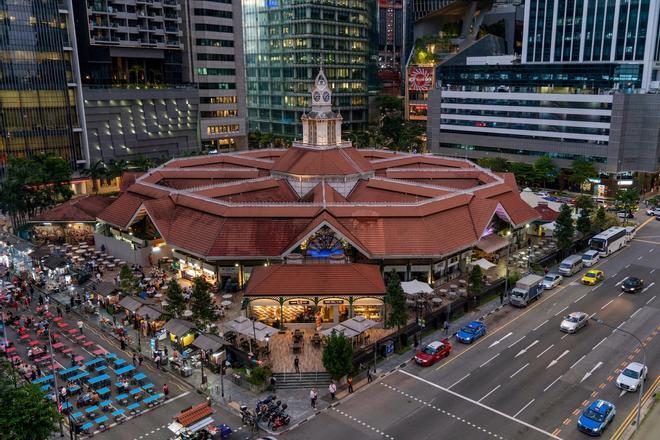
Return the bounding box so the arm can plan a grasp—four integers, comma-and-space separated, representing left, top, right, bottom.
283, 216, 660, 440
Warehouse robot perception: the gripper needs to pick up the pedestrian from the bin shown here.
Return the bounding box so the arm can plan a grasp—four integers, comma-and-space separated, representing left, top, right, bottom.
138, 353, 144, 366
164, 346, 168, 358
294, 356, 300, 374
499, 291, 504, 305
310, 388, 317, 408
163, 383, 169, 397
328, 382, 336, 400
120, 337, 126, 351
38, 295, 44, 306
347, 375, 354, 393
155, 354, 161, 369
270, 376, 277, 391
57, 306, 62, 317
77, 320, 84, 334
29, 285, 34, 299
132, 353, 137, 366
69, 296, 74, 309
367, 369, 373, 383
443, 320, 449, 336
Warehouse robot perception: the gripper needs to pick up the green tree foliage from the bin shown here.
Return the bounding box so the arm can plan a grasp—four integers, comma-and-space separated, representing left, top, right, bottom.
507, 162, 537, 187
614, 188, 639, 215
106, 159, 130, 182
592, 206, 607, 232
374, 94, 404, 114
574, 195, 594, 212
384, 271, 408, 330
81, 160, 107, 193
119, 265, 136, 295
164, 279, 186, 319
576, 206, 592, 237
321, 332, 354, 381
467, 265, 484, 295
0, 154, 73, 230
555, 204, 575, 251
568, 159, 598, 191
190, 276, 217, 328
533, 155, 558, 188
129, 156, 156, 171
476, 157, 509, 172
0, 360, 61, 439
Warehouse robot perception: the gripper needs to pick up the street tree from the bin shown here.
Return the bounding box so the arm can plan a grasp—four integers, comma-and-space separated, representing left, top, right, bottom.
592, 206, 607, 232
119, 265, 137, 295
614, 188, 639, 216
533, 155, 558, 188
81, 159, 107, 193
190, 276, 217, 328
477, 157, 509, 172
467, 265, 484, 295
0, 360, 61, 439
555, 204, 575, 252
568, 159, 598, 191
384, 270, 407, 331
321, 331, 354, 381
576, 206, 592, 237
507, 162, 537, 186
164, 279, 186, 318
574, 194, 594, 212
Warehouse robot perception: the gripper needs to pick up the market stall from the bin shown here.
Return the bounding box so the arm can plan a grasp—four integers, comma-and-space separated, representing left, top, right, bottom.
192, 334, 226, 373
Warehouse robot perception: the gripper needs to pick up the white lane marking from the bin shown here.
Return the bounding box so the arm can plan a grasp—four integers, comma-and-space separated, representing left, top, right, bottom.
647, 295, 656, 305
637, 256, 643, 260
533, 320, 548, 331
616, 320, 627, 330
589, 312, 597, 319
651, 269, 656, 274
580, 361, 604, 383
480, 353, 501, 368
508, 335, 526, 349
561, 334, 568, 340
574, 293, 587, 303
513, 399, 535, 418
546, 350, 570, 369
618, 292, 624, 297
570, 354, 586, 369
630, 308, 642, 318
515, 340, 540, 358
554, 306, 568, 317
478, 384, 502, 403
625, 264, 631, 269
616, 277, 629, 286
619, 389, 627, 398
398, 370, 561, 440
448, 373, 470, 390
543, 375, 563, 392
650, 248, 655, 253
601, 299, 615, 310
642, 282, 655, 293
536, 344, 555, 358
592, 284, 602, 291
592, 337, 608, 351
489, 332, 513, 348
510, 363, 530, 379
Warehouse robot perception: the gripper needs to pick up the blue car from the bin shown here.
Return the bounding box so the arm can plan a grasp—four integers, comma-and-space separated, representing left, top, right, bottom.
455, 321, 487, 344
577, 400, 616, 436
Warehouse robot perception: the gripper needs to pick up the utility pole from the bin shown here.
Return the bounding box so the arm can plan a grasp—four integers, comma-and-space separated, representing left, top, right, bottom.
47, 325, 65, 437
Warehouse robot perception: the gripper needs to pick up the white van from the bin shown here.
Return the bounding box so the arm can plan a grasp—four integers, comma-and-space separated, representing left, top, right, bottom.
558, 255, 584, 276
582, 250, 600, 267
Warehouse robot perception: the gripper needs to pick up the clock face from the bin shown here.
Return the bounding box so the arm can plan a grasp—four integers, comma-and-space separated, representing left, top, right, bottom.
313, 91, 321, 102
322, 91, 330, 102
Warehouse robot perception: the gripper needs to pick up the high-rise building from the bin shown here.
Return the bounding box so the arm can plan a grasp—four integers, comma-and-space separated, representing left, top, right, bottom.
0, 0, 88, 172
181, 0, 247, 151
428, 0, 660, 191
73, 0, 199, 162
242, 0, 378, 140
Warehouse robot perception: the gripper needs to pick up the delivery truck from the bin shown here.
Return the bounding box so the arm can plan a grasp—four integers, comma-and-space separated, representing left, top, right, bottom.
509, 274, 544, 307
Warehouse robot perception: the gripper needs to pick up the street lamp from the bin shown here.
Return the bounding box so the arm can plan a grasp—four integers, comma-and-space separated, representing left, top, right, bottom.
590, 317, 647, 431
200, 349, 206, 385
264, 333, 270, 356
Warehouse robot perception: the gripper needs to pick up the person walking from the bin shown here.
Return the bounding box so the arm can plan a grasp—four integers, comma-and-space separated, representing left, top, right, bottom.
443, 320, 449, 336
155, 354, 161, 370
163, 383, 169, 397
294, 356, 300, 374
56, 306, 62, 317
138, 353, 144, 366
120, 337, 126, 350
310, 388, 317, 408
347, 375, 354, 393
328, 382, 336, 400
367, 369, 373, 383
132, 353, 137, 366
77, 320, 84, 335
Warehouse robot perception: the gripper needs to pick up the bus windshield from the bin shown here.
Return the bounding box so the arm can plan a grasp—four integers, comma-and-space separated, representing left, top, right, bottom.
590, 238, 606, 251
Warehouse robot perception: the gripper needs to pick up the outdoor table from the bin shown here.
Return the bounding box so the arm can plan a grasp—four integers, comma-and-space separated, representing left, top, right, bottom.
84, 357, 105, 368
87, 373, 110, 387
129, 387, 142, 399
111, 409, 125, 420
292, 342, 302, 353
106, 264, 115, 269
83, 341, 94, 347
132, 372, 146, 382
70, 411, 83, 421
69, 371, 89, 382
85, 405, 99, 417
75, 249, 85, 255
40, 384, 51, 392
32, 374, 54, 384
62, 347, 73, 355
115, 365, 136, 376
61, 402, 73, 412
115, 393, 129, 404
58, 366, 81, 377
80, 422, 93, 433
52, 342, 64, 350
126, 402, 140, 414
114, 358, 127, 367
95, 365, 107, 372
432, 297, 443, 304
74, 355, 85, 362
67, 328, 78, 335
221, 300, 231, 307
92, 349, 106, 356
75, 335, 85, 342
68, 384, 81, 395
142, 383, 154, 392
113, 258, 121, 263
143, 393, 162, 406
4, 346, 15, 354
28, 340, 40, 347
450, 284, 458, 290
57, 322, 68, 328
222, 294, 233, 299
94, 415, 109, 427
105, 352, 117, 359
53, 316, 62, 322
20, 334, 31, 341
97, 387, 111, 397
35, 354, 51, 365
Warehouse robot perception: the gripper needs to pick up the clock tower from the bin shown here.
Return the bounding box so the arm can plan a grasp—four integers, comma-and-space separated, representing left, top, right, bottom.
301, 68, 343, 147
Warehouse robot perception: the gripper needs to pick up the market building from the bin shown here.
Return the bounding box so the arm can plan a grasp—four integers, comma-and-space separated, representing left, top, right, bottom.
95, 69, 538, 328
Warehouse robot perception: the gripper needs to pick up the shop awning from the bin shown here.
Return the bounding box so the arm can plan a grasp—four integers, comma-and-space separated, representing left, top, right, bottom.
222, 317, 276, 342
475, 234, 510, 254
93, 281, 118, 297
43, 255, 67, 270
471, 258, 497, 271
118, 296, 144, 313
30, 247, 50, 261
401, 279, 433, 296
321, 325, 359, 339
172, 402, 214, 431
192, 334, 225, 353
136, 305, 163, 321
164, 319, 196, 337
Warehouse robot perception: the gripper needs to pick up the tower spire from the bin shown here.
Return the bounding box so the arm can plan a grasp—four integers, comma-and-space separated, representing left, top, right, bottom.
301, 68, 343, 147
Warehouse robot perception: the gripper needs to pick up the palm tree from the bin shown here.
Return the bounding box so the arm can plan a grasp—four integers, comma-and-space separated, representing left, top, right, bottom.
129, 64, 144, 85
106, 159, 129, 186
130, 156, 156, 171
81, 160, 107, 194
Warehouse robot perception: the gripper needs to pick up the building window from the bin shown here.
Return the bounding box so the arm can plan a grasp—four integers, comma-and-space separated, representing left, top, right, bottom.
196, 68, 236, 76
195, 24, 233, 33
196, 38, 234, 48
201, 96, 237, 104
194, 9, 233, 19
199, 83, 236, 90
207, 124, 240, 135
201, 110, 238, 118
197, 53, 235, 62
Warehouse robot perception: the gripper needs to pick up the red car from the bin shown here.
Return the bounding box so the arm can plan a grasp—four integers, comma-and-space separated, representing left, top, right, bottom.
414, 339, 452, 366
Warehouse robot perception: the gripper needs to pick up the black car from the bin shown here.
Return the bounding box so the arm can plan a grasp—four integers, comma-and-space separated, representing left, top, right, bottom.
622, 277, 644, 293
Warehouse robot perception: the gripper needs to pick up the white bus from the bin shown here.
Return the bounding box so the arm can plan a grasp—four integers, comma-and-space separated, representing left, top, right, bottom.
589, 227, 628, 257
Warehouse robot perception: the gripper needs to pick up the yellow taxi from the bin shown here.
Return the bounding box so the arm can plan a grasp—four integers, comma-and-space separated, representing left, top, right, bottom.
581, 269, 605, 286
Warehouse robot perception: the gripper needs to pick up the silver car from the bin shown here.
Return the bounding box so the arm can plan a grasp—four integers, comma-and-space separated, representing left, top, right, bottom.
560, 312, 588, 333
541, 273, 563, 290
616, 362, 648, 392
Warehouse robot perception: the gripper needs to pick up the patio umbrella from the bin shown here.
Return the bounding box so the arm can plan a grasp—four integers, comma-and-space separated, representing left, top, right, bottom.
321, 324, 359, 338
341, 315, 377, 334
401, 279, 433, 296
471, 258, 496, 271
221, 300, 232, 307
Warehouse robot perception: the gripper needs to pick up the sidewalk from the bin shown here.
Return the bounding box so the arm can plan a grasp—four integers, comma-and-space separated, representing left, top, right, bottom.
633, 397, 660, 439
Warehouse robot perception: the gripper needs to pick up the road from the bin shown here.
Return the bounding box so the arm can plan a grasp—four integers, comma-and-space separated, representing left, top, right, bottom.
282, 217, 660, 440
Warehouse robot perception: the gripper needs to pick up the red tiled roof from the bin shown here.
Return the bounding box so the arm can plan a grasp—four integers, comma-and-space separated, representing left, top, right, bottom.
29, 195, 114, 223
272, 146, 374, 176
120, 172, 143, 192
534, 203, 560, 222
245, 263, 385, 296
490, 191, 539, 226
97, 192, 151, 228
175, 402, 214, 427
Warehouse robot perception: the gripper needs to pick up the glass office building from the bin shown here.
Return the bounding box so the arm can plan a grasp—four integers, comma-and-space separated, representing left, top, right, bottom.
242, 0, 378, 139
0, 0, 85, 171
